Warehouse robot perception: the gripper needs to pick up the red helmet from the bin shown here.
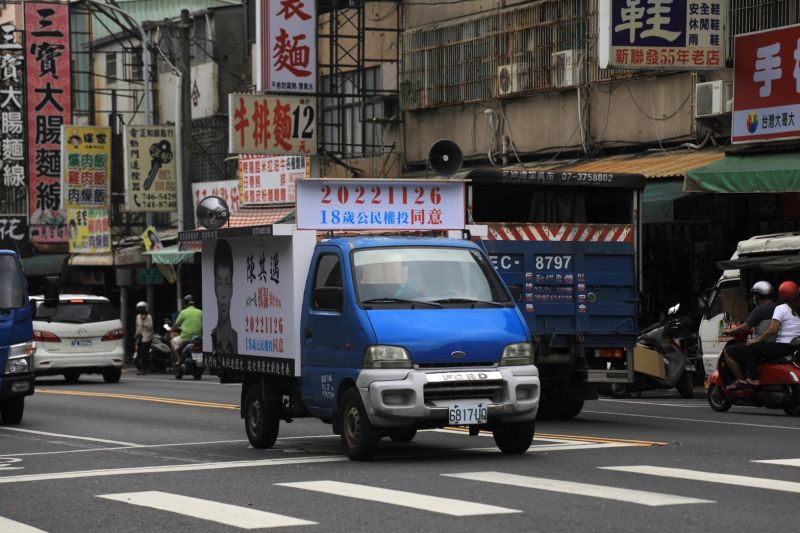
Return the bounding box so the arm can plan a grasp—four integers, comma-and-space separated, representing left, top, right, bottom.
778, 281, 799, 300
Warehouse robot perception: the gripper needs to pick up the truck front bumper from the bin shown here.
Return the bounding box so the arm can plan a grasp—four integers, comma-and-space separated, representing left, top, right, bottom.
357, 365, 540, 428
0, 373, 35, 398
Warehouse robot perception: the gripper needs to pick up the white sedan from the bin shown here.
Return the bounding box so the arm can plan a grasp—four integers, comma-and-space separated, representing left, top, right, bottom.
31, 295, 125, 383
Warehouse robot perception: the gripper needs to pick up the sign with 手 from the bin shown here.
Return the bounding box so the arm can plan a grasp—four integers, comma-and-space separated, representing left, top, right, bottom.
239, 155, 310, 206
228, 93, 316, 156
124, 125, 178, 212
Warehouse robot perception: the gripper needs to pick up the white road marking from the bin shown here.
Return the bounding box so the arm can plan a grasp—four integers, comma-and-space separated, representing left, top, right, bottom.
0, 516, 48, 532
98, 491, 315, 529
0, 456, 348, 485
277, 480, 521, 516
598, 399, 707, 408
0, 439, 250, 458
583, 409, 800, 431
0, 427, 138, 446
754, 458, 800, 467
602, 465, 800, 493
443, 471, 712, 506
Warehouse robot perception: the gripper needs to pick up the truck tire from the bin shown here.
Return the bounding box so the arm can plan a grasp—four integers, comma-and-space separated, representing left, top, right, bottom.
340, 387, 380, 460
536, 397, 584, 419
387, 427, 417, 442
0, 397, 24, 424
103, 368, 122, 383
492, 420, 535, 454
556, 398, 584, 419
244, 384, 280, 449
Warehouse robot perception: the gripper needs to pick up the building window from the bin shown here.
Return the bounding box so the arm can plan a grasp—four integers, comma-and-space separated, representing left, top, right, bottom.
131, 48, 143, 81
106, 51, 117, 82
321, 67, 384, 158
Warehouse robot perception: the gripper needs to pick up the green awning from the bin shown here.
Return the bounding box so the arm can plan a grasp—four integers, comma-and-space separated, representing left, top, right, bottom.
685, 152, 800, 193
143, 244, 196, 265
642, 180, 690, 224
21, 253, 68, 277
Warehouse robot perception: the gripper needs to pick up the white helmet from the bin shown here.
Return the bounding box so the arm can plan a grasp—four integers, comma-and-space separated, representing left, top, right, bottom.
750, 281, 774, 296
136, 301, 148, 312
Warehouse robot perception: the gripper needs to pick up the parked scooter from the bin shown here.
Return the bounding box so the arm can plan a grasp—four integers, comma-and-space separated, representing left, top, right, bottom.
174, 336, 204, 380
147, 324, 174, 373
706, 333, 800, 416
608, 304, 695, 399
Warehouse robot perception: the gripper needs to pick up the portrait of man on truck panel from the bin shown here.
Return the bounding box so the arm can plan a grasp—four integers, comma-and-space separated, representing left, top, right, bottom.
211, 239, 238, 355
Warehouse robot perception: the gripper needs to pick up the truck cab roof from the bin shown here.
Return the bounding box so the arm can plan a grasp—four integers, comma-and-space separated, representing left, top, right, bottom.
318, 235, 481, 251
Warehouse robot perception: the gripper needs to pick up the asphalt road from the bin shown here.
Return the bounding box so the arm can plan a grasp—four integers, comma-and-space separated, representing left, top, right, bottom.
2, 370, 799, 532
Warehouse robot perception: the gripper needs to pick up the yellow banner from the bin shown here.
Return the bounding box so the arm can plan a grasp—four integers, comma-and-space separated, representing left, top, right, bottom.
62, 125, 111, 209
68, 208, 111, 254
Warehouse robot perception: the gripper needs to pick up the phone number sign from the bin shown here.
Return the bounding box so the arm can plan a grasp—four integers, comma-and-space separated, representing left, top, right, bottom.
296, 179, 466, 231
228, 93, 316, 155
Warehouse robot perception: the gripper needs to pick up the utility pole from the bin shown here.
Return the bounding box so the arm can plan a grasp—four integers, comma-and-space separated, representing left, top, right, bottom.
178, 9, 194, 233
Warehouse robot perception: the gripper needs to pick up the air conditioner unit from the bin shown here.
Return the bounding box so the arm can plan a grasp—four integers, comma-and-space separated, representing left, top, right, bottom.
552, 49, 584, 88
497, 64, 523, 96
695, 80, 731, 118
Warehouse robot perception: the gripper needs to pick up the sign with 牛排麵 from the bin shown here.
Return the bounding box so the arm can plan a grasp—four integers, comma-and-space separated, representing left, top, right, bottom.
26, 2, 72, 243
67, 208, 110, 254
257, 0, 316, 93
62, 126, 111, 209
732, 24, 800, 144
124, 125, 178, 212
228, 93, 316, 155
239, 155, 310, 206
601, 0, 726, 70
296, 179, 466, 231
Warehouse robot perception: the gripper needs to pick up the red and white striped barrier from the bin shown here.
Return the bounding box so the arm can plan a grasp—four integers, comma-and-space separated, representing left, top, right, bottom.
486, 224, 634, 242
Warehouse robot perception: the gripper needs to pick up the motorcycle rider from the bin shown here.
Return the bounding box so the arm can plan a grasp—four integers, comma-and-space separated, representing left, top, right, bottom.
726, 280, 800, 390
173, 294, 202, 366
134, 301, 154, 375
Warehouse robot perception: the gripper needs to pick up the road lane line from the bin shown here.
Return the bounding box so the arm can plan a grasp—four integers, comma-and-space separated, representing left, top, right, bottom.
98, 491, 315, 529
443, 472, 713, 506
754, 458, 800, 467
0, 439, 250, 458
0, 456, 348, 485
0, 427, 138, 446
0, 516, 48, 532
433, 428, 664, 446
277, 480, 521, 516
601, 465, 800, 493
36, 389, 239, 410
583, 409, 800, 431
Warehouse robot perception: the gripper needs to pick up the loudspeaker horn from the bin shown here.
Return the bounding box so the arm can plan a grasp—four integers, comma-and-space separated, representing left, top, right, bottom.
427, 139, 463, 177
196, 196, 230, 229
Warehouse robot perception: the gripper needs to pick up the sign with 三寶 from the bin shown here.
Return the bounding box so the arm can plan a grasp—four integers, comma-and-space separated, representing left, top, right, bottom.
239, 155, 310, 206
257, 0, 316, 93
296, 179, 466, 231
228, 93, 316, 156
732, 23, 800, 144
601, 0, 726, 70
67, 208, 110, 254
123, 125, 178, 212
62, 125, 111, 209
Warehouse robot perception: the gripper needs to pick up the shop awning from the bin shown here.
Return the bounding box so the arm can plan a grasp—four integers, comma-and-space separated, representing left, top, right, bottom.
21, 253, 68, 277
718, 254, 800, 272
68, 245, 145, 267
562, 148, 726, 179
685, 152, 800, 193
143, 244, 196, 265
642, 180, 691, 224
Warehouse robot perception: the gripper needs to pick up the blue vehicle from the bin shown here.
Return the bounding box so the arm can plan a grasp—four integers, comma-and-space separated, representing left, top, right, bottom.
0, 250, 36, 424
465, 169, 645, 418
194, 226, 540, 460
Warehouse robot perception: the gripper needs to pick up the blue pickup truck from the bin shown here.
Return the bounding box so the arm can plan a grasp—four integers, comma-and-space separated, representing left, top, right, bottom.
0, 249, 36, 424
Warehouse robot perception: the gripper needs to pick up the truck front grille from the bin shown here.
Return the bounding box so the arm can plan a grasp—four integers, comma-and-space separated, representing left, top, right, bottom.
416, 361, 497, 369
424, 380, 503, 403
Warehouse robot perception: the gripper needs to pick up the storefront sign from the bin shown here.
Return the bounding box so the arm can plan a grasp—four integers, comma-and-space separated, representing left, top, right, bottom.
228, 93, 316, 155
239, 155, 309, 206
124, 125, 178, 212
601, 0, 725, 69
62, 125, 111, 209
137, 267, 165, 285
257, 0, 316, 93
732, 23, 800, 144
25, 2, 71, 243
67, 208, 110, 254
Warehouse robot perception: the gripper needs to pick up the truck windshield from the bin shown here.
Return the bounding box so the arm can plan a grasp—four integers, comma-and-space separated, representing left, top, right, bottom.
0, 255, 27, 309
353, 247, 512, 306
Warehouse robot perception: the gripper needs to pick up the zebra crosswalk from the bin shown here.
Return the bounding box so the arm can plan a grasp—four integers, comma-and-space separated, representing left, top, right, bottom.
5, 457, 800, 530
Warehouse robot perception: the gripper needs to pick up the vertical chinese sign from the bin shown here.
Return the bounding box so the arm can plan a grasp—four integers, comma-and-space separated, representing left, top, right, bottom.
0, 20, 28, 248
732, 24, 800, 144
62, 125, 111, 253
257, 0, 316, 93
123, 125, 178, 212
239, 155, 310, 206
228, 93, 316, 156
25, 2, 72, 244
603, 0, 726, 69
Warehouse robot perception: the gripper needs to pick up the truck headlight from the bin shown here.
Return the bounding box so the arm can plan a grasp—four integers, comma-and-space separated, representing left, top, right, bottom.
500, 342, 534, 366
363, 345, 411, 369
5, 342, 34, 374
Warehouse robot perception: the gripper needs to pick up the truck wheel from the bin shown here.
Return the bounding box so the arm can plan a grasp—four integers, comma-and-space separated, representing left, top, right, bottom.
608, 383, 630, 399
340, 388, 380, 460
493, 420, 535, 454
387, 427, 417, 442
706, 383, 731, 412
103, 368, 121, 383
556, 399, 584, 419
244, 384, 279, 448
0, 397, 24, 424
675, 372, 694, 399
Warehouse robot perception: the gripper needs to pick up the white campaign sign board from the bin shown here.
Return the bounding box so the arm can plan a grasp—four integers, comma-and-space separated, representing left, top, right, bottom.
296, 179, 466, 231
201, 229, 315, 377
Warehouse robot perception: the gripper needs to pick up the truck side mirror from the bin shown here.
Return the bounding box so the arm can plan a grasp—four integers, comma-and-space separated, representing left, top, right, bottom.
44, 275, 60, 308
314, 287, 343, 312
508, 285, 522, 302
